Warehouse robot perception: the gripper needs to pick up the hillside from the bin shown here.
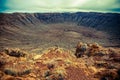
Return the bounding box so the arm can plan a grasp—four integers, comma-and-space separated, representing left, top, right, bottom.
0, 12, 120, 35
0, 12, 120, 53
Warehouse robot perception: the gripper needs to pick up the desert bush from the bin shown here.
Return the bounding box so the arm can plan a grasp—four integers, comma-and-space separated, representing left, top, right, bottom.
4, 68, 31, 76
4, 69, 17, 76
4, 48, 26, 57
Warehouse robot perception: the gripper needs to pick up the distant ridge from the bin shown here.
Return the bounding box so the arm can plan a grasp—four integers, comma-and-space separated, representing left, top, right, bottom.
1, 12, 120, 35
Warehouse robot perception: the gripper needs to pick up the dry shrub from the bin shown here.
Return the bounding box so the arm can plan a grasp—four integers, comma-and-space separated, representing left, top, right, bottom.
4, 68, 31, 77
4, 48, 27, 57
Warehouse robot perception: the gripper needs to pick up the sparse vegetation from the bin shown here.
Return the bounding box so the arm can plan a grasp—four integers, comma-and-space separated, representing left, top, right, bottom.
0, 43, 120, 80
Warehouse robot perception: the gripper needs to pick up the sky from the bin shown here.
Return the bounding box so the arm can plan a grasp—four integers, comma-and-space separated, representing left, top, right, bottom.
0, 0, 120, 13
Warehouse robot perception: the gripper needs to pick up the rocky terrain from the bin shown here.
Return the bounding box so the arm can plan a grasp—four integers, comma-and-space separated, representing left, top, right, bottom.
0, 12, 120, 80
0, 42, 120, 80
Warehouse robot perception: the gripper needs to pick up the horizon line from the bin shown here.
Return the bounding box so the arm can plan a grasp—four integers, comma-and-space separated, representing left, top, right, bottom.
0, 10, 120, 14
